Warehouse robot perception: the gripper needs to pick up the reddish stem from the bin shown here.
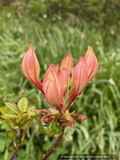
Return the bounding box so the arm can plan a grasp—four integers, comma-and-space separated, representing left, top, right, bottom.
8, 130, 24, 160
40, 125, 65, 160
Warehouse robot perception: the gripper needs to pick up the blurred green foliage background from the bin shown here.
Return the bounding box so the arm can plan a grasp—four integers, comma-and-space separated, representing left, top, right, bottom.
0, 0, 120, 160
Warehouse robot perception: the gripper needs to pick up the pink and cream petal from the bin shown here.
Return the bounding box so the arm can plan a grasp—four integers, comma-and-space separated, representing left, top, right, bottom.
60, 55, 73, 74
85, 46, 98, 81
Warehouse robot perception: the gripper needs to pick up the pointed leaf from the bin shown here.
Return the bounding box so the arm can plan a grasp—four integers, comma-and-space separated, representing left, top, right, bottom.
12, 126, 19, 130
48, 130, 57, 136
20, 114, 28, 119
23, 111, 36, 117
18, 97, 28, 112
5, 102, 20, 115
49, 123, 63, 136
27, 120, 37, 125
0, 120, 8, 124
6, 122, 12, 129
27, 106, 35, 112
0, 107, 9, 114
1, 114, 18, 119
8, 131, 14, 142
38, 119, 47, 135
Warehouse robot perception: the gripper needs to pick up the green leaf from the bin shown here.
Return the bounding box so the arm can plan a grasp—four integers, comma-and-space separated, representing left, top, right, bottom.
47, 123, 63, 137
20, 113, 28, 119
27, 111, 36, 116
21, 111, 36, 119
8, 131, 14, 142
38, 119, 47, 135
0, 107, 9, 114
1, 114, 18, 119
18, 97, 28, 112
27, 120, 37, 125
0, 120, 8, 124
13, 126, 19, 130
26, 106, 35, 112
48, 130, 57, 136
5, 102, 20, 115
6, 122, 12, 129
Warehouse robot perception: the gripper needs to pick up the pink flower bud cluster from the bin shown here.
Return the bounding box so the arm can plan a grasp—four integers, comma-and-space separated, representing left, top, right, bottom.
22, 44, 98, 115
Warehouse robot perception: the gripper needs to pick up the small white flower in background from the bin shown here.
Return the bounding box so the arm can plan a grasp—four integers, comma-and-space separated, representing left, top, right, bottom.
70, 28, 74, 34
66, 136, 73, 142
44, 135, 48, 141
81, 33, 85, 38
20, 53, 24, 58
110, 30, 115, 35
58, 16, 61, 20
44, 40, 47, 45
18, 26, 23, 33
41, 39, 48, 46
109, 78, 115, 85
43, 14, 47, 18
7, 13, 11, 18
96, 41, 99, 45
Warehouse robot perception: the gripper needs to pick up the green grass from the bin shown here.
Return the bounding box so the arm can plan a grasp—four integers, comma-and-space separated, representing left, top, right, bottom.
0, 12, 120, 160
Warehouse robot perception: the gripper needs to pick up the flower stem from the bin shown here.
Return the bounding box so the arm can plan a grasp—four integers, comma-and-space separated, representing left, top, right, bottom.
40, 125, 65, 160
8, 130, 24, 160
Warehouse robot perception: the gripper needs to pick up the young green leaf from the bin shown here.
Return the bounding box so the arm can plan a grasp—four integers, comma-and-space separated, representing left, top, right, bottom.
21, 111, 36, 119
26, 106, 35, 112
1, 114, 18, 119
48, 130, 57, 136
38, 119, 47, 135
0, 107, 9, 114
5, 102, 20, 115
0, 120, 8, 124
8, 131, 14, 142
27, 111, 36, 116
6, 122, 13, 129
18, 97, 28, 112
12, 126, 19, 130
27, 120, 37, 125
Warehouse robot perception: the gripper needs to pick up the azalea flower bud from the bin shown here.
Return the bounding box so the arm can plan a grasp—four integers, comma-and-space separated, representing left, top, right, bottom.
59, 68, 70, 92
22, 44, 44, 94
85, 46, 98, 81
43, 68, 64, 111
22, 44, 98, 127
72, 57, 88, 95
60, 55, 73, 73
